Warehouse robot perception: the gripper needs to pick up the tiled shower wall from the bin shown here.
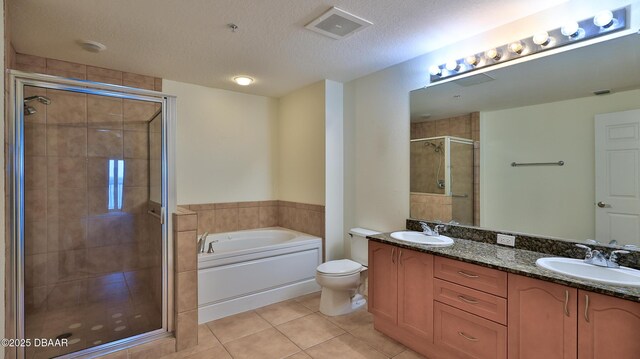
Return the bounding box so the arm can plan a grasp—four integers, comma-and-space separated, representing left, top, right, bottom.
181, 200, 325, 241
6, 52, 175, 358
410, 112, 480, 226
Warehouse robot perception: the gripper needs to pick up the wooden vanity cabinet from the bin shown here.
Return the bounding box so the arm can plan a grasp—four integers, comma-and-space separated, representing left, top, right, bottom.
509, 274, 640, 359
368, 241, 435, 353
577, 290, 640, 359
508, 274, 578, 359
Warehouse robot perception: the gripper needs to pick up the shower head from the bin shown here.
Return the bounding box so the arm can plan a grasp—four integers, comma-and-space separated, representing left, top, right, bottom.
24, 95, 51, 105
24, 105, 37, 116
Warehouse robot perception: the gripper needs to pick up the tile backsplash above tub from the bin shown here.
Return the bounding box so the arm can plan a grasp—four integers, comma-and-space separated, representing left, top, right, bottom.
180, 201, 325, 239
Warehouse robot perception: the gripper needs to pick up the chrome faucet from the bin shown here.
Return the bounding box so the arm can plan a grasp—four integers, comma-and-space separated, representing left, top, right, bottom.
197, 232, 209, 253
433, 224, 446, 236
419, 222, 435, 236
575, 244, 630, 268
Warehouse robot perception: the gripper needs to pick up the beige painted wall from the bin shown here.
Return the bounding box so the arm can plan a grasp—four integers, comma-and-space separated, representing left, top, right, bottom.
481, 89, 640, 240
277, 81, 326, 206
343, 0, 639, 236
163, 79, 279, 205
325, 80, 344, 260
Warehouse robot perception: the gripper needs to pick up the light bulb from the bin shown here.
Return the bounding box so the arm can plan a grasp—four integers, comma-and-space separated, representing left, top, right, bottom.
445, 60, 460, 72
561, 21, 580, 37
509, 41, 524, 55
465, 55, 479, 66
594, 10, 614, 28
532, 31, 551, 46
428, 65, 442, 76
233, 76, 254, 86
485, 48, 501, 61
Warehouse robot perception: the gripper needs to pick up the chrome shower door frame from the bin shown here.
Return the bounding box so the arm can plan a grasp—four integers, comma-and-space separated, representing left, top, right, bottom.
7, 70, 177, 359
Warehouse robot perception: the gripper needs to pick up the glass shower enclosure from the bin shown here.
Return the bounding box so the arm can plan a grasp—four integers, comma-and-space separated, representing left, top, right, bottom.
410, 136, 474, 225
8, 71, 175, 359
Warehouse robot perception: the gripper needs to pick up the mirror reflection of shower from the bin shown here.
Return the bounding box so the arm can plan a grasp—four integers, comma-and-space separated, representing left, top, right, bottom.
23, 95, 51, 115
424, 140, 445, 189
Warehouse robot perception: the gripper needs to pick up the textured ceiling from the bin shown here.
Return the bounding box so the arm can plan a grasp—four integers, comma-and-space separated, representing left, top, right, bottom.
9, 0, 566, 97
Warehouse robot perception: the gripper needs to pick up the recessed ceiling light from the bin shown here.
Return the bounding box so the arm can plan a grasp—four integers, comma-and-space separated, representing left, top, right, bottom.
233, 76, 254, 86
78, 40, 107, 53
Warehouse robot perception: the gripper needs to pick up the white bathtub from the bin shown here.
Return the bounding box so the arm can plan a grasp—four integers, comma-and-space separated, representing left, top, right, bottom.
197, 227, 322, 323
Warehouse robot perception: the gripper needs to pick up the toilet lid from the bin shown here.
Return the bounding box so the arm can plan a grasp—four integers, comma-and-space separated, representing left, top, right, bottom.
317, 259, 363, 275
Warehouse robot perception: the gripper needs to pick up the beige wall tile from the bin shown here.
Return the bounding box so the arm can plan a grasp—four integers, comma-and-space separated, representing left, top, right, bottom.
25, 156, 47, 190
176, 270, 197, 313
124, 99, 157, 124
25, 220, 48, 255
88, 95, 123, 129
124, 131, 149, 159
24, 188, 46, 223
197, 210, 216, 234
46, 249, 87, 284
214, 208, 238, 233
259, 206, 278, 227
25, 124, 47, 156
238, 207, 259, 230
175, 231, 197, 272
47, 188, 87, 218
174, 214, 197, 232
46, 89, 87, 125
123, 73, 155, 90
47, 157, 87, 189
47, 217, 87, 251
124, 159, 149, 187
15, 53, 46, 72
214, 202, 238, 209
46, 125, 87, 157
88, 128, 124, 158
176, 309, 198, 351
87, 66, 123, 85
25, 253, 47, 287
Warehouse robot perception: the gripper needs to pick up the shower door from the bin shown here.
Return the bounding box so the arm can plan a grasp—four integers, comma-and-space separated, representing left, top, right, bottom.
9, 72, 174, 359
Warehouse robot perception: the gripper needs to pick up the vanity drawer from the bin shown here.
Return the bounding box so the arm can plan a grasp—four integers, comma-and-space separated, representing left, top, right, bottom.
434, 279, 507, 325
434, 257, 507, 297
434, 302, 507, 359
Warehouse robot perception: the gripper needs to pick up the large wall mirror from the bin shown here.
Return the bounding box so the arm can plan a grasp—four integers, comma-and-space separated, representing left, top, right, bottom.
409, 34, 640, 247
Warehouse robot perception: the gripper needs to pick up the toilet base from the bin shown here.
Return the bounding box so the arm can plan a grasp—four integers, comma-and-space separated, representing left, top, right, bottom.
319, 288, 367, 316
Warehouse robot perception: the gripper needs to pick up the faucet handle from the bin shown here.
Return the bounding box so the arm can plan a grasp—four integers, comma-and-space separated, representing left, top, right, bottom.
608, 250, 630, 264
575, 244, 593, 259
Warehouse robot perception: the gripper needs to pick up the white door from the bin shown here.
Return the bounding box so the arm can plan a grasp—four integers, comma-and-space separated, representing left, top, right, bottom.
595, 109, 640, 246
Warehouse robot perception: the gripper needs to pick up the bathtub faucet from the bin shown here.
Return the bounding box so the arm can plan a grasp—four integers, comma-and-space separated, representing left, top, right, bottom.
197, 232, 209, 253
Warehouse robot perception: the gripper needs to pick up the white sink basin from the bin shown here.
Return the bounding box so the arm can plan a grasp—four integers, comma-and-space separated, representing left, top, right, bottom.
536, 257, 640, 287
390, 231, 454, 247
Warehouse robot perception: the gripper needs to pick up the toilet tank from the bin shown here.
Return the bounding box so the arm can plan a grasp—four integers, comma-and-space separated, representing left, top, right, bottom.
348, 228, 380, 267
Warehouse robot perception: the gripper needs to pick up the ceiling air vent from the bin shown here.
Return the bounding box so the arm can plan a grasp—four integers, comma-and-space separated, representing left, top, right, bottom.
305, 7, 372, 39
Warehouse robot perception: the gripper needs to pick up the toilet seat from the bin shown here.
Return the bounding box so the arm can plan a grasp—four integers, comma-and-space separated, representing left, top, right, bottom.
316, 259, 363, 276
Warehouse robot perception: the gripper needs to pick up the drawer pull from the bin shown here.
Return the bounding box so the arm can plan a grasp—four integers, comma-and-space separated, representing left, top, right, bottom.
391, 248, 396, 264
584, 294, 590, 323
458, 331, 479, 342
564, 290, 570, 317
458, 295, 479, 304
458, 270, 479, 278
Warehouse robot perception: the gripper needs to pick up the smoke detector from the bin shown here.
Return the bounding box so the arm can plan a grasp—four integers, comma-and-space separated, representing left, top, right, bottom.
78, 40, 107, 53
305, 7, 372, 40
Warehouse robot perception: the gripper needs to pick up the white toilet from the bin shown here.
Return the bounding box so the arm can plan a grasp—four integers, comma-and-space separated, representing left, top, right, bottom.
316, 227, 380, 316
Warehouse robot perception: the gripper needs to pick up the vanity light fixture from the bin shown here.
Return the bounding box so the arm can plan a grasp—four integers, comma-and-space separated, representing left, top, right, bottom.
485, 48, 501, 61
429, 65, 442, 76
427, 7, 626, 84
560, 21, 581, 38
233, 76, 254, 86
532, 31, 551, 46
509, 41, 525, 55
465, 55, 479, 66
594, 10, 615, 28
445, 60, 461, 72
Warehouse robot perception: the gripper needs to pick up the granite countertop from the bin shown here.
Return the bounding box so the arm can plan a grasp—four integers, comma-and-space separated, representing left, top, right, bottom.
368, 232, 640, 302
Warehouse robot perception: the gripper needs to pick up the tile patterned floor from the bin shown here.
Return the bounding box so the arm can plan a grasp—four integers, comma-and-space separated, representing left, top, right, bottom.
159, 292, 428, 359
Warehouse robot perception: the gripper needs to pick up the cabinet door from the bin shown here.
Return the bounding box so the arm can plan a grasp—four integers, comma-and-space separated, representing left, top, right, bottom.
508, 274, 577, 359
397, 248, 434, 341
368, 241, 397, 323
578, 290, 640, 359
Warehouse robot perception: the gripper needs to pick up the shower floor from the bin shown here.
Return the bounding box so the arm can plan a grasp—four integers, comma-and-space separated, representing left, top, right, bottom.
24, 272, 162, 359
